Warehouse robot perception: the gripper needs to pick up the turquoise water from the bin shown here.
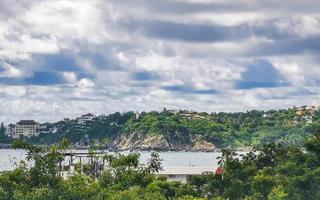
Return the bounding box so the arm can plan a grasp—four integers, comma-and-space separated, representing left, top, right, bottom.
0, 149, 222, 171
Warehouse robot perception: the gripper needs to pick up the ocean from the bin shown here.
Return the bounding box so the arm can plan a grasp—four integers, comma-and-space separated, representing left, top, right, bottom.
0, 149, 223, 172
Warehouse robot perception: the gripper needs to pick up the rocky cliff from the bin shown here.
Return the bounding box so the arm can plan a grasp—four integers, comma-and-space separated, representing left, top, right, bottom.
108, 132, 216, 152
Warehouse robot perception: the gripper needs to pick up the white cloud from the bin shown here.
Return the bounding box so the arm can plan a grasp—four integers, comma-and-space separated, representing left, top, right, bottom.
0, 86, 26, 97
275, 15, 320, 37
0, 0, 112, 63
77, 78, 95, 88
272, 60, 304, 85
0, 0, 320, 122
63, 72, 77, 83
0, 63, 26, 78
20, 0, 109, 44
271, 55, 320, 86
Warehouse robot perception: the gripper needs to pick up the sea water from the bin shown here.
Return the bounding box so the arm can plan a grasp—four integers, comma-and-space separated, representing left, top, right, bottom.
0, 149, 223, 171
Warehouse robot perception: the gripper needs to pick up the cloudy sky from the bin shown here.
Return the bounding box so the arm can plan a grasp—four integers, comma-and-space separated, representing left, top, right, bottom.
1, 0, 320, 123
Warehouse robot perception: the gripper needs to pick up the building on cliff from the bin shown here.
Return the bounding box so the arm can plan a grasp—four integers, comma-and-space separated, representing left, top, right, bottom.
76, 113, 96, 125
14, 120, 40, 138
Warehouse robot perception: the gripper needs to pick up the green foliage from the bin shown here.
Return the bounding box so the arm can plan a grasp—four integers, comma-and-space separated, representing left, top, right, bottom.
28, 112, 134, 146
267, 186, 288, 200
148, 180, 194, 199
12, 140, 64, 188
20, 108, 320, 148
57, 175, 99, 200
0, 122, 11, 144
146, 152, 163, 173
13, 187, 55, 200
177, 196, 206, 200
122, 108, 315, 148
108, 187, 166, 200
3, 129, 320, 199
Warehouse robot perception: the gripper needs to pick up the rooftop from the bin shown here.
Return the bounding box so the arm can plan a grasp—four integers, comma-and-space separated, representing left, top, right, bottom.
82, 113, 95, 117
17, 120, 38, 125
156, 167, 216, 175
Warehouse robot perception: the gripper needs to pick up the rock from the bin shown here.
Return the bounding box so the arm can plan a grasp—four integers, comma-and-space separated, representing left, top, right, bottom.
139, 134, 171, 149
108, 132, 216, 152
191, 140, 215, 152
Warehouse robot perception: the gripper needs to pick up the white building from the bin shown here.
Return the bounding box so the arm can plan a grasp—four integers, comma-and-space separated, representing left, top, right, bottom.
15, 120, 40, 138
156, 167, 215, 184
77, 113, 95, 125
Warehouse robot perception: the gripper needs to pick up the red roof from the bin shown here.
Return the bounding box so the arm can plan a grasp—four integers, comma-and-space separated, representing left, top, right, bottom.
215, 167, 224, 175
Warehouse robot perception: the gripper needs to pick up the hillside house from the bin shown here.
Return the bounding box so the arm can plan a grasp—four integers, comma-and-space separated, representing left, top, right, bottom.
77, 113, 96, 125
14, 120, 40, 138
296, 106, 316, 116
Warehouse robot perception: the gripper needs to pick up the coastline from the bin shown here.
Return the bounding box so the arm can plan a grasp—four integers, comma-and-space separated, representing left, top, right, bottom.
0, 143, 253, 153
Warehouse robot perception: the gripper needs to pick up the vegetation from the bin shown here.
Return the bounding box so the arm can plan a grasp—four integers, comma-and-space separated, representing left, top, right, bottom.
25, 107, 320, 148
27, 112, 133, 146
0, 123, 10, 144
2, 107, 320, 149
2, 133, 320, 199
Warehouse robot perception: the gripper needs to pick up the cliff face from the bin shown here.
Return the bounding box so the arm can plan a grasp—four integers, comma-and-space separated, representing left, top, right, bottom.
108, 132, 216, 152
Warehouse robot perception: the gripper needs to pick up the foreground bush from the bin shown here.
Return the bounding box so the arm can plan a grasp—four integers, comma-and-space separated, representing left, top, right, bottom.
1, 134, 320, 199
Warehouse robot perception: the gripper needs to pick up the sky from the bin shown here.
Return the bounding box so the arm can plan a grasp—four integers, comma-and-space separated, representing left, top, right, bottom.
0, 0, 320, 123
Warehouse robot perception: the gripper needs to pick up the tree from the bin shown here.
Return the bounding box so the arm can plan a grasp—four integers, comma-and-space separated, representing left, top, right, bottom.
267, 186, 288, 200
0, 122, 10, 144
146, 152, 163, 173
12, 140, 64, 188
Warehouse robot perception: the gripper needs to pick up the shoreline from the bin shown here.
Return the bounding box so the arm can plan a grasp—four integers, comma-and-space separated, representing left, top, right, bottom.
0, 144, 253, 153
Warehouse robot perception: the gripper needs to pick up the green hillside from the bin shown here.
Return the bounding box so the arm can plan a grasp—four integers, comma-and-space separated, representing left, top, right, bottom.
17, 106, 320, 149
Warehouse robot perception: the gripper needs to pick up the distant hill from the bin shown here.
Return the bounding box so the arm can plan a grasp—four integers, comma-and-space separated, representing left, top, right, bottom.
3, 106, 320, 151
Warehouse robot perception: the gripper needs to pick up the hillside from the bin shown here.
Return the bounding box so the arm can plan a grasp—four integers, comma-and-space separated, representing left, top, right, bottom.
3, 106, 320, 151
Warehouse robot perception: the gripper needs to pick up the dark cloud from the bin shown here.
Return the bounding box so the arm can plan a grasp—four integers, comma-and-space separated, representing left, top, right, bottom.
131, 71, 160, 81
162, 85, 217, 94
236, 81, 288, 90
0, 0, 31, 18
247, 37, 320, 56
141, 20, 249, 42
235, 60, 289, 89
30, 54, 80, 72
110, 0, 320, 15
290, 87, 317, 96
121, 17, 319, 45
110, 0, 247, 14
82, 51, 123, 70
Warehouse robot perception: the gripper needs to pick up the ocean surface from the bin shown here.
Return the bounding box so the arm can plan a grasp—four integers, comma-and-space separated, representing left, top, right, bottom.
0, 149, 224, 172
